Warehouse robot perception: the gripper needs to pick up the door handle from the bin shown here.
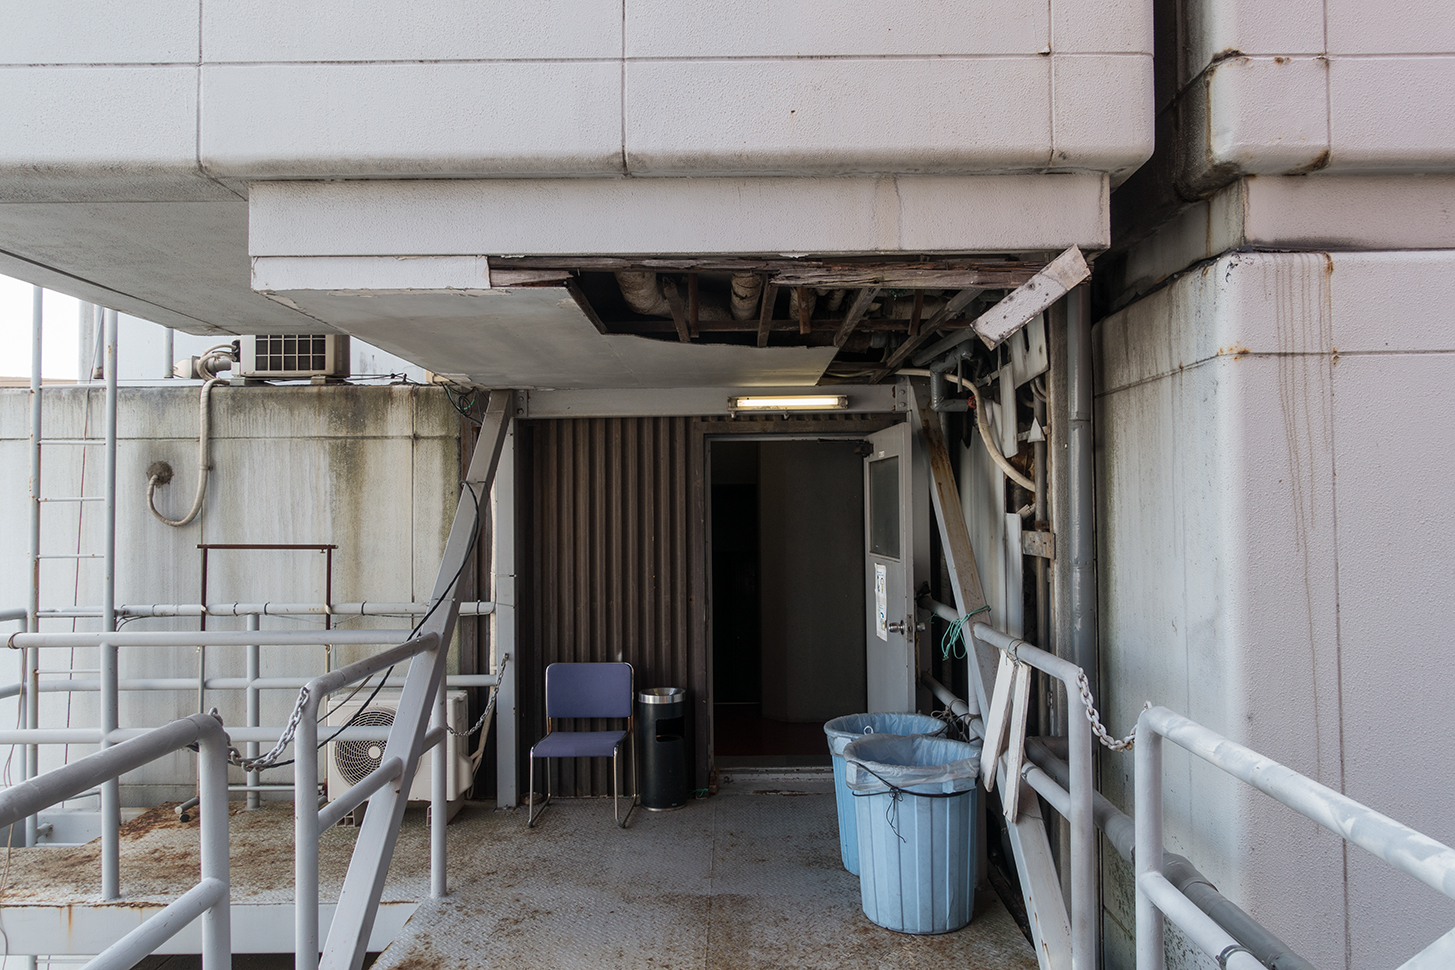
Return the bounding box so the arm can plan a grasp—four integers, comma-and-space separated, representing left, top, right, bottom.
886, 620, 907, 635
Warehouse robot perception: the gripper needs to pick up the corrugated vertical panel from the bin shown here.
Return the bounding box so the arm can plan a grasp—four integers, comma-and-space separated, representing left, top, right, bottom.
522, 417, 700, 798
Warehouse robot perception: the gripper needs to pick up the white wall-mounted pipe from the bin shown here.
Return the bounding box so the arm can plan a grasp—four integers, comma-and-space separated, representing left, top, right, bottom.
146, 376, 227, 527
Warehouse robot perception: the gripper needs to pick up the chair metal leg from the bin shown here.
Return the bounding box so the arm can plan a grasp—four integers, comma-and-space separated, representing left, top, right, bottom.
613, 741, 635, 829
527, 751, 551, 828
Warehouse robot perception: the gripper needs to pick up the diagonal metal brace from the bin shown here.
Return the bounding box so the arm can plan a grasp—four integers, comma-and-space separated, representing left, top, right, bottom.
319, 390, 515, 970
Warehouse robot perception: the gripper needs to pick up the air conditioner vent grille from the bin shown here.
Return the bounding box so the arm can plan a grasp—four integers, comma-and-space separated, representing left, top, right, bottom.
255, 334, 329, 373
333, 707, 395, 785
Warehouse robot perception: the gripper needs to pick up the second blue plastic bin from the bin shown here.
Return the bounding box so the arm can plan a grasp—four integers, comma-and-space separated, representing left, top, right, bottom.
843, 733, 982, 935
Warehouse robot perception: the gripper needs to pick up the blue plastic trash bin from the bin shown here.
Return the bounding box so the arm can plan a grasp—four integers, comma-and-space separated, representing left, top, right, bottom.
824, 713, 947, 874
844, 734, 982, 934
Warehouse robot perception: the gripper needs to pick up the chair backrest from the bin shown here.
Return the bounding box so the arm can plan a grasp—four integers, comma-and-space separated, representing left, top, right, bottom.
545, 662, 633, 720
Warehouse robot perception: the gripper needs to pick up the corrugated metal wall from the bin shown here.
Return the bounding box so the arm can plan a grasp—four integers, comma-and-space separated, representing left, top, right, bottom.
519, 417, 706, 797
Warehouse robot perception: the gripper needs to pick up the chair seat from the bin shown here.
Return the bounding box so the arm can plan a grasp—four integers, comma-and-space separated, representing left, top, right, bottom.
532, 730, 627, 759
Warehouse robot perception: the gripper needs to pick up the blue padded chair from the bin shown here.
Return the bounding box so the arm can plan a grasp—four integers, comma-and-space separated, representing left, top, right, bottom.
527, 662, 636, 828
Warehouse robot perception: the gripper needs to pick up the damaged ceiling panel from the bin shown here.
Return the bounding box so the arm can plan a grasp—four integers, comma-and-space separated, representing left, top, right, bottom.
258, 283, 838, 388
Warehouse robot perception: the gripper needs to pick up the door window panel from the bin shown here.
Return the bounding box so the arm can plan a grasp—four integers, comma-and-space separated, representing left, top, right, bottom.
868, 456, 900, 559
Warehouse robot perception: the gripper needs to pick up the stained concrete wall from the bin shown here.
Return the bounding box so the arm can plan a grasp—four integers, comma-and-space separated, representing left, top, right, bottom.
0, 384, 460, 803
1094, 250, 1455, 969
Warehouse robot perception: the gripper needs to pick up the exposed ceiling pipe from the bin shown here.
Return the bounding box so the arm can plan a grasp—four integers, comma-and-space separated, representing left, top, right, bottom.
730, 274, 763, 321
614, 272, 671, 317
617, 272, 733, 321
818, 288, 847, 313
787, 287, 816, 320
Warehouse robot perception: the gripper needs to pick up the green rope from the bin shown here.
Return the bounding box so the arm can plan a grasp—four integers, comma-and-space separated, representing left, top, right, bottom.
939, 605, 990, 660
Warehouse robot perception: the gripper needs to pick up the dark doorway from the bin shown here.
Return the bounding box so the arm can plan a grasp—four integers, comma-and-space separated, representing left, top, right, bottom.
710, 439, 867, 768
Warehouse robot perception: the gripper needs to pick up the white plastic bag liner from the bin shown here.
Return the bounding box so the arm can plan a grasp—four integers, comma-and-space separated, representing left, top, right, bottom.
823, 713, 946, 757
843, 735, 982, 796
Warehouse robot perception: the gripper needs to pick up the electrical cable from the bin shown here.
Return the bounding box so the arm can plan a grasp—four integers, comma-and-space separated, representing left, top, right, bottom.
260, 479, 484, 771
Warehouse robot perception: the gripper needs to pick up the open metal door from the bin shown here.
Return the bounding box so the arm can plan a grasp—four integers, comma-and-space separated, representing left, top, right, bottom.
863, 421, 929, 712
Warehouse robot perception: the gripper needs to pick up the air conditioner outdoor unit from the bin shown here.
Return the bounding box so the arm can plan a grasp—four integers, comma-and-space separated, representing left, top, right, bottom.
237, 334, 350, 379
326, 689, 472, 808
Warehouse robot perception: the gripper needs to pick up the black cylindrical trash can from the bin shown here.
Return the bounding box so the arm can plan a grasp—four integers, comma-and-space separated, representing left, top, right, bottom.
636, 687, 688, 811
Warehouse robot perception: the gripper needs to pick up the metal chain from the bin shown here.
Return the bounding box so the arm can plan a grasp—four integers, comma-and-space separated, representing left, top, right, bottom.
210, 654, 509, 768
210, 683, 312, 771
446, 654, 508, 738
1075, 669, 1143, 752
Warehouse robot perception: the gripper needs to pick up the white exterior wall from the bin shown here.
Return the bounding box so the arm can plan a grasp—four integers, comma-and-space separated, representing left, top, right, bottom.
1163, 0, 1455, 188
1095, 250, 1455, 969
0, 384, 459, 802
0, 1, 1155, 342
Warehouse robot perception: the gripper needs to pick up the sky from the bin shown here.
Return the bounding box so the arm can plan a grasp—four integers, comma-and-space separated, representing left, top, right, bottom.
0, 271, 428, 383
0, 274, 81, 380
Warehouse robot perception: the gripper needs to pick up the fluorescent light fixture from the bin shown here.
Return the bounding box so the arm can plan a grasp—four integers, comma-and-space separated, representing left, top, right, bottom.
728, 394, 849, 411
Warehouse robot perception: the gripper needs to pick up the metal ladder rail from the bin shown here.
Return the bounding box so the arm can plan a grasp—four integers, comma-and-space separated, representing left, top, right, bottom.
24, 293, 121, 899
315, 390, 515, 970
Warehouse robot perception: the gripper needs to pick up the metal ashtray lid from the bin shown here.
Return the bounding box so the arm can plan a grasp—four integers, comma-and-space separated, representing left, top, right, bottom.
638, 687, 685, 704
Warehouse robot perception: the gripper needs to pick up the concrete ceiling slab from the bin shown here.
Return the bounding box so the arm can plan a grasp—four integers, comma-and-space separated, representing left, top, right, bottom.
0, 197, 321, 335
265, 286, 837, 389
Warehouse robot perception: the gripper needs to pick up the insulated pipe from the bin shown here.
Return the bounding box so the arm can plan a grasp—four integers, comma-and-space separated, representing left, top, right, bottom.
147, 376, 227, 527
614, 272, 671, 317
730, 274, 763, 320
101, 308, 120, 901
787, 286, 816, 321
1067, 286, 1097, 698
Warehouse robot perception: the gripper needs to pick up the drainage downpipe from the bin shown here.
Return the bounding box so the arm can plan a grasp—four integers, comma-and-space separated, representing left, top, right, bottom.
1068, 286, 1097, 699
1025, 739, 1316, 970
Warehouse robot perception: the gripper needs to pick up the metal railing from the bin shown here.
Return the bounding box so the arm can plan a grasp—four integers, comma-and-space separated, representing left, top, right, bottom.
1136, 705, 1455, 970
291, 630, 442, 965
0, 714, 232, 970
969, 622, 1096, 970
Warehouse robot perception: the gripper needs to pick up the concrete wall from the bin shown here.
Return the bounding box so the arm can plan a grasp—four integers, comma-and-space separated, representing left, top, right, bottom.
2, 1, 1153, 183
0, 384, 460, 803
1094, 250, 1455, 969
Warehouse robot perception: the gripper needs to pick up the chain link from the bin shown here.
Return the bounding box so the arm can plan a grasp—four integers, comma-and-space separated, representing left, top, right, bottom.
446, 654, 508, 739
211, 683, 312, 771
1075, 670, 1143, 752
210, 654, 509, 769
